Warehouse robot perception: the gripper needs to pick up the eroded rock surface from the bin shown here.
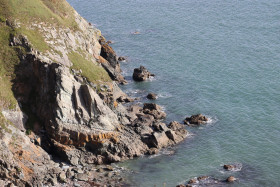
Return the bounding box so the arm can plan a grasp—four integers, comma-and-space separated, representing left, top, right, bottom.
0, 1, 189, 186
133, 66, 155, 81
184, 114, 208, 125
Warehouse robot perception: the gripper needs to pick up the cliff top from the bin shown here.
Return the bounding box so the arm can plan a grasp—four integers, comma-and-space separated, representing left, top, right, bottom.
0, 0, 111, 112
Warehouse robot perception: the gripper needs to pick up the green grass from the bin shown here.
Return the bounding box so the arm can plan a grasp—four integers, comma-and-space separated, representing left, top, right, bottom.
19, 28, 50, 52
69, 51, 111, 84
0, 113, 12, 133
0, 0, 78, 29
0, 24, 20, 110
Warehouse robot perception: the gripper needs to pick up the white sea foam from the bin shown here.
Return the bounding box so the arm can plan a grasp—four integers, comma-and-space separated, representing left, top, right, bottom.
205, 115, 218, 124
158, 92, 172, 98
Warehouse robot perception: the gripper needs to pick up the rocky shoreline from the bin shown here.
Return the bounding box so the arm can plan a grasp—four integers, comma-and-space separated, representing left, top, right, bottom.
0, 1, 191, 186
0, 1, 244, 186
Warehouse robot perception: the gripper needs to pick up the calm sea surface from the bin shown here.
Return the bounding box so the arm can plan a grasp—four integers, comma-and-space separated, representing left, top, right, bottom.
67, 0, 280, 186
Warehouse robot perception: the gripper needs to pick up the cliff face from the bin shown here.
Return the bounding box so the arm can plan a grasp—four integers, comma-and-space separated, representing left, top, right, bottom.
0, 0, 188, 186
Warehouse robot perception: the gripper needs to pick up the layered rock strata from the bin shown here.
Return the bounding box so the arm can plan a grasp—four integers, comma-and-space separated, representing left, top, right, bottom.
0, 1, 189, 185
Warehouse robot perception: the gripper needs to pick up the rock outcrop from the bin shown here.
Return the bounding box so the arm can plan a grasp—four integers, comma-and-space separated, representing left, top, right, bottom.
0, 0, 189, 186
184, 114, 208, 125
223, 163, 242, 171
133, 66, 155, 81
147, 93, 157, 100
99, 36, 127, 84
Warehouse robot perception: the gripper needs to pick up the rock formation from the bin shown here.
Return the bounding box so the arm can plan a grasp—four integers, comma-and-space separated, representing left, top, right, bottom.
0, 0, 188, 186
184, 114, 208, 125
147, 93, 157, 100
133, 65, 155, 81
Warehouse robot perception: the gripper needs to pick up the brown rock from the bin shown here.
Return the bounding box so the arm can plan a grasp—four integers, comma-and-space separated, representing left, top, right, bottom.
188, 178, 198, 184
151, 132, 170, 148
133, 66, 154, 81
118, 56, 126, 61
117, 96, 134, 103
184, 114, 208, 125
143, 103, 166, 120
147, 148, 159, 155
224, 164, 234, 170
197, 176, 209, 181
147, 93, 157, 100
226, 176, 237, 182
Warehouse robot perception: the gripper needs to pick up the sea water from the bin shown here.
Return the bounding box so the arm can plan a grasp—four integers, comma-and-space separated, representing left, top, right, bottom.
67, 0, 280, 186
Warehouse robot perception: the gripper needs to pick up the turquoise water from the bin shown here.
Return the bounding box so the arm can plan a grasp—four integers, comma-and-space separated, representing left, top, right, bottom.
68, 0, 280, 186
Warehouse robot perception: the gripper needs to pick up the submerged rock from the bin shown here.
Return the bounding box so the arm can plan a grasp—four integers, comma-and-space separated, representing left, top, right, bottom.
133, 66, 154, 81
223, 163, 242, 171
226, 176, 237, 182
184, 114, 208, 125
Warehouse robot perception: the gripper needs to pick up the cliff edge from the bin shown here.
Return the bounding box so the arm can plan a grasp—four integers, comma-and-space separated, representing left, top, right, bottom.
0, 0, 188, 186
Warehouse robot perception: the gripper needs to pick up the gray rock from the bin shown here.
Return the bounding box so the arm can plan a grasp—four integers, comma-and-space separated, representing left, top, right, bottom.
66, 169, 74, 178
75, 173, 88, 181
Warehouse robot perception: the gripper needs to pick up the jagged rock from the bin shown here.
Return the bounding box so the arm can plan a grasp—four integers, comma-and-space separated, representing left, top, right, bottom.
0, 1, 191, 186
147, 93, 157, 100
118, 56, 126, 61
99, 36, 126, 84
66, 169, 74, 179
117, 96, 134, 103
184, 114, 208, 125
143, 103, 166, 120
133, 66, 154, 81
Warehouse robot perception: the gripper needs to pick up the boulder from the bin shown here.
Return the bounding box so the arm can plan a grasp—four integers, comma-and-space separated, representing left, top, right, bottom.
147, 93, 157, 100
151, 132, 170, 148
226, 176, 237, 182
133, 66, 154, 81
184, 114, 208, 125
58, 171, 66, 182
117, 96, 134, 103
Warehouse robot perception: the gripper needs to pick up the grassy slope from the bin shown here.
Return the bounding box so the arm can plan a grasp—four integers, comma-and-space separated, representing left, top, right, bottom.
69, 51, 111, 84
0, 0, 77, 111
0, 0, 111, 130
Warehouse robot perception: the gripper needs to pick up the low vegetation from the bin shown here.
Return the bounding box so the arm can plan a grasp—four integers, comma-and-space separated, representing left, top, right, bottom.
69, 51, 111, 84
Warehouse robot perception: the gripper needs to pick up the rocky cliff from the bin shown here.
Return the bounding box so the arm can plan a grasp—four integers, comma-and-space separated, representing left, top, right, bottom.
0, 0, 188, 186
